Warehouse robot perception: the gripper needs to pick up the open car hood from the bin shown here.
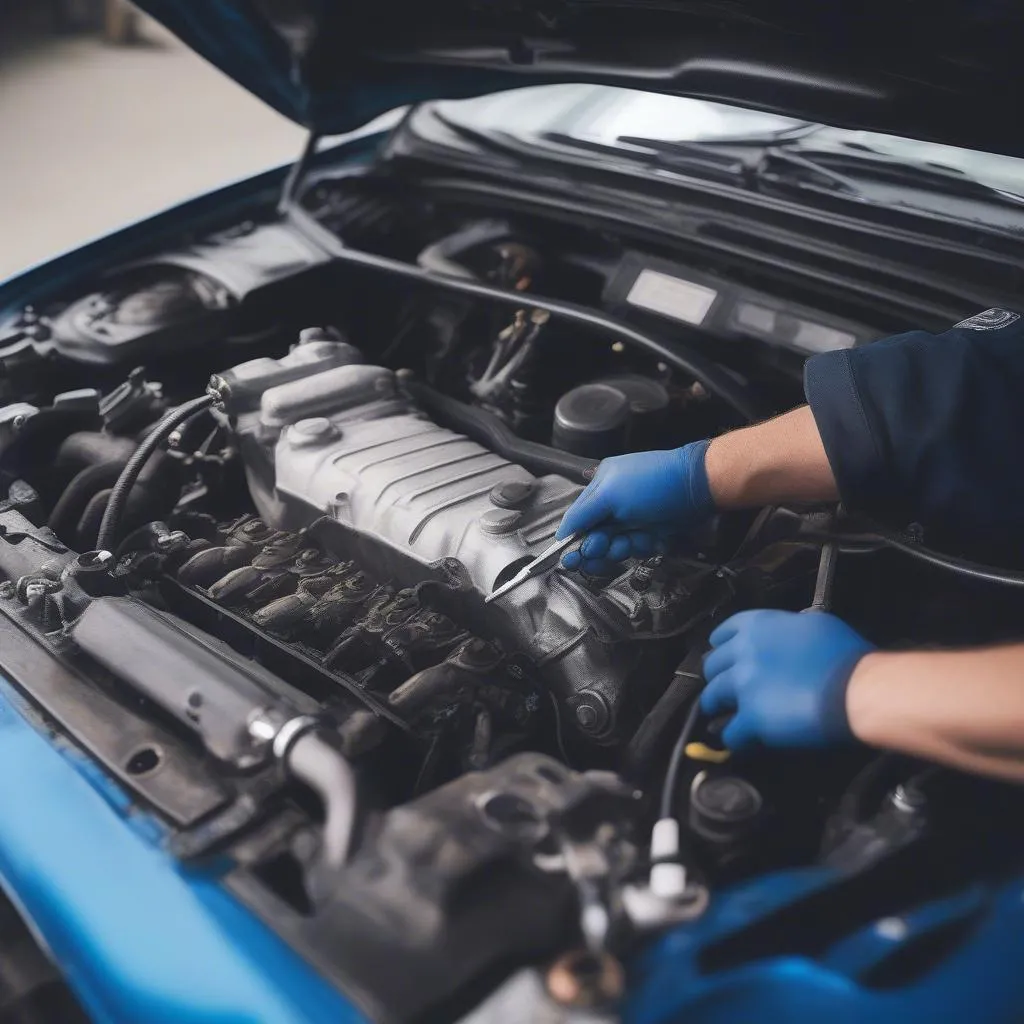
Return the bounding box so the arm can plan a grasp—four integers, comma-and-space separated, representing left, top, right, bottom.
135, 1, 1024, 156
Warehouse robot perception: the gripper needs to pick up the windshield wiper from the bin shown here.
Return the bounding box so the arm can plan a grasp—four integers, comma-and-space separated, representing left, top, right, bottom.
760, 144, 1024, 209
539, 131, 751, 187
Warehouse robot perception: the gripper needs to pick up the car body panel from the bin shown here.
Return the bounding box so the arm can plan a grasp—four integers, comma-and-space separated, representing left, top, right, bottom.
0, 676, 366, 1024
135, 1, 1024, 156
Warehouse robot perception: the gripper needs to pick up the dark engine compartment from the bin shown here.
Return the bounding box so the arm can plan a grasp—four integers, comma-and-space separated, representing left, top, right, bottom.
1, 159, 1023, 1023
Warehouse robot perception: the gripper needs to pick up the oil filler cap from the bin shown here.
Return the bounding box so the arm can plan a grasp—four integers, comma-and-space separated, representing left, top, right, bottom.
689, 774, 763, 843
552, 384, 629, 459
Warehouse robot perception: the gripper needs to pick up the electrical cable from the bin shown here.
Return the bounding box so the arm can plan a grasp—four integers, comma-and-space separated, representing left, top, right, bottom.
871, 526, 1024, 588
96, 393, 215, 552
660, 695, 703, 821
802, 523, 1024, 589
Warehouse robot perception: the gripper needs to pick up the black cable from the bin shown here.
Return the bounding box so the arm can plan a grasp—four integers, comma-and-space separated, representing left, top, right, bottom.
96, 394, 214, 552
285, 206, 759, 422
660, 678, 705, 821
874, 527, 1024, 588
806, 524, 1024, 589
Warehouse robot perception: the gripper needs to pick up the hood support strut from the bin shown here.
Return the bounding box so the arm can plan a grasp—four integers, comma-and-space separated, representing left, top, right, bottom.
278, 130, 321, 215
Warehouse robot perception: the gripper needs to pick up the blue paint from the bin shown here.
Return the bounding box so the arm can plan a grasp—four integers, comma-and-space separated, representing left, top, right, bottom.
0, 677, 365, 1024
626, 866, 1024, 1024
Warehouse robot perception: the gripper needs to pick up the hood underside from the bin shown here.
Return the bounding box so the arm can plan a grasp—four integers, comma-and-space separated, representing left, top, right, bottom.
136, 1, 1024, 157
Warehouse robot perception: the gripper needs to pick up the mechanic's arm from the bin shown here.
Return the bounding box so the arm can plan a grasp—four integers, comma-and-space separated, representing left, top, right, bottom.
847, 645, 1024, 784
701, 609, 1024, 784
559, 308, 1024, 571
559, 405, 836, 573
704, 404, 837, 508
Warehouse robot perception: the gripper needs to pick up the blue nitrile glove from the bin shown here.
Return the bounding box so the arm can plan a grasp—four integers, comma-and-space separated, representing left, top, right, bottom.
556, 440, 714, 575
701, 610, 875, 751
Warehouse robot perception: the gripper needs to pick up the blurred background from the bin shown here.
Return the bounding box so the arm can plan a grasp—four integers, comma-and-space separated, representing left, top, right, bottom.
0, 1, 305, 279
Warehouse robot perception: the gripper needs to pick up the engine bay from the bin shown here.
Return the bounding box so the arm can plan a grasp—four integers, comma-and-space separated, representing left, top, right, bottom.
2, 165, 1024, 1022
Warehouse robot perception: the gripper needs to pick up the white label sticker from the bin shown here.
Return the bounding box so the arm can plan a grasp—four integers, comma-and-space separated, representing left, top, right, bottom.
953, 308, 1020, 331
625, 269, 718, 326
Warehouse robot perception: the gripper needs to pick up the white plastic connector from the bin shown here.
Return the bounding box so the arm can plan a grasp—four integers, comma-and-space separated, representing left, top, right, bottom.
649, 817, 687, 899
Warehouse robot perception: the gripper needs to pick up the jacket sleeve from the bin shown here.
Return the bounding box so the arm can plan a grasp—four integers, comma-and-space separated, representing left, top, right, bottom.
803, 308, 1024, 551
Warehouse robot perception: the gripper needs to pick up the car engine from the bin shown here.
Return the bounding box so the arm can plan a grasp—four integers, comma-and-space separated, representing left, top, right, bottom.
2, 186, 1023, 1022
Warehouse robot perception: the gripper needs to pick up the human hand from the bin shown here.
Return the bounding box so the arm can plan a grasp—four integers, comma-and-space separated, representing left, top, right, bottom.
700, 609, 875, 750
556, 439, 714, 575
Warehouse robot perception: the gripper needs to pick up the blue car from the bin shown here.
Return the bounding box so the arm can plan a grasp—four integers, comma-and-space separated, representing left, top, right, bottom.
1, 3, 1024, 1021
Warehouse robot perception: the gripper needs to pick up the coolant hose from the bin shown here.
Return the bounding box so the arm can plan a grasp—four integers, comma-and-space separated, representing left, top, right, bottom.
96, 393, 214, 552
285, 730, 358, 871
404, 379, 598, 484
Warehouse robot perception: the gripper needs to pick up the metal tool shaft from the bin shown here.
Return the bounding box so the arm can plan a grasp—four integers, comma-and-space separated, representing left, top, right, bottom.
485, 532, 581, 603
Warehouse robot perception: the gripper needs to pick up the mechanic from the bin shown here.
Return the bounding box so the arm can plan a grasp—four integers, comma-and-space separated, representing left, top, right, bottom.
556, 308, 1024, 783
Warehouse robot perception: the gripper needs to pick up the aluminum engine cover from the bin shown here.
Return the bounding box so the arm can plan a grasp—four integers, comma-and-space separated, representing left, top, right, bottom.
226, 346, 681, 741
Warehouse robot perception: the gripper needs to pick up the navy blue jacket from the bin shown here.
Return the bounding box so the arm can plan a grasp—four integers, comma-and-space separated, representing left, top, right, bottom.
804, 308, 1024, 557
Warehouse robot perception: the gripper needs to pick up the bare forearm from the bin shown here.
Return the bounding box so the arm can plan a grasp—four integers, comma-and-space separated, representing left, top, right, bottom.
705, 405, 838, 509
846, 646, 1024, 783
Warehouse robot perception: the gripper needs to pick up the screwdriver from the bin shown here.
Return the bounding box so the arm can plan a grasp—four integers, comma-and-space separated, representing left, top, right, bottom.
484, 531, 583, 603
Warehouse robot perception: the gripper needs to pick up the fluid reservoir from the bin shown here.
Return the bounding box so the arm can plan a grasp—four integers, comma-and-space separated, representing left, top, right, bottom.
595, 375, 670, 449
552, 383, 629, 459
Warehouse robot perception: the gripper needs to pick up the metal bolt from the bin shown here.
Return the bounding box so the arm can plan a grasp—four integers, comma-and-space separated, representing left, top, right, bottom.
575, 704, 598, 729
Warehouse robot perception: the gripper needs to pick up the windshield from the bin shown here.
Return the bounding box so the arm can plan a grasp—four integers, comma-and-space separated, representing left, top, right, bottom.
432, 84, 1024, 206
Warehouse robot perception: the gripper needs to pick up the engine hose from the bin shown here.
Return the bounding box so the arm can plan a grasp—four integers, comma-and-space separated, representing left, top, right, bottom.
871, 526, 1024, 589
404, 379, 598, 484
285, 207, 759, 422
76, 489, 111, 550
47, 461, 127, 541
803, 522, 1024, 590
624, 658, 705, 780
96, 393, 215, 552
285, 730, 357, 871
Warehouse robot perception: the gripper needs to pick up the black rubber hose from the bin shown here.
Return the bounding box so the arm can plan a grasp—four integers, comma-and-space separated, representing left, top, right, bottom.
76, 489, 111, 551
286, 207, 759, 422
47, 461, 127, 541
871, 526, 1024, 589
96, 394, 214, 552
624, 658, 705, 780
804, 521, 1024, 590
404, 379, 598, 484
